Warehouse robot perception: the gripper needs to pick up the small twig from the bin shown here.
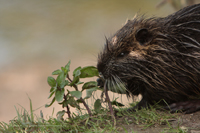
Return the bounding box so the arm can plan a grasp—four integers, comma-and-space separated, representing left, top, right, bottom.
80, 98, 92, 116
67, 74, 92, 116
104, 85, 114, 116
64, 94, 71, 118
66, 105, 71, 118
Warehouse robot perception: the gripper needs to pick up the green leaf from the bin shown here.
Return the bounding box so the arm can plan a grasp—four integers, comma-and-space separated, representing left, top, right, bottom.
45, 97, 55, 108
69, 67, 82, 86
94, 99, 102, 113
111, 100, 124, 107
55, 89, 65, 102
65, 60, 71, 72
82, 81, 97, 90
68, 96, 80, 109
56, 72, 66, 88
75, 70, 81, 77
69, 91, 82, 99
61, 99, 68, 108
64, 80, 69, 86
61, 67, 65, 72
58, 94, 69, 107
76, 81, 84, 85
73, 67, 81, 77
84, 87, 97, 99
48, 91, 55, 99
80, 66, 99, 78
47, 76, 56, 87
52, 69, 62, 75
50, 87, 56, 92
56, 110, 65, 121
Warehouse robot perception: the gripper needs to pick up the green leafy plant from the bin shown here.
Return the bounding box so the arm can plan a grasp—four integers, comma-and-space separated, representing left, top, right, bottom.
46, 61, 100, 118
46, 60, 125, 119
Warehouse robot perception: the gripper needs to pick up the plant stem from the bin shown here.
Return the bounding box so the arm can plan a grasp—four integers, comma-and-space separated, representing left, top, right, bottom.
67, 74, 78, 91
66, 105, 71, 118
80, 98, 92, 116
64, 94, 71, 118
105, 85, 114, 116
67, 74, 92, 116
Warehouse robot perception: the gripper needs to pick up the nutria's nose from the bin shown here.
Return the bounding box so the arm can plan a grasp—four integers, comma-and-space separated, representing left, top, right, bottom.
97, 78, 104, 88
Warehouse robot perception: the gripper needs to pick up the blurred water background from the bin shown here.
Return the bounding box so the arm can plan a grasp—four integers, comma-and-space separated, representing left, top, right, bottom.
0, 0, 177, 122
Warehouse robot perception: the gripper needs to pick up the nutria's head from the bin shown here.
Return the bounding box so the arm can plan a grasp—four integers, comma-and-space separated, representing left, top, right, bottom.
97, 18, 157, 79
97, 12, 200, 101
97, 18, 160, 95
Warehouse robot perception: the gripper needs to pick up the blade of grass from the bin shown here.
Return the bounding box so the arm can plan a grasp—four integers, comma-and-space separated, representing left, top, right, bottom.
52, 107, 55, 116
27, 95, 34, 122
23, 110, 27, 123
0, 121, 8, 130
14, 105, 21, 122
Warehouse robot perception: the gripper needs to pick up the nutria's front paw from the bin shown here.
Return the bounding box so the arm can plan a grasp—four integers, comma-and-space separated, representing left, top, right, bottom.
164, 100, 200, 114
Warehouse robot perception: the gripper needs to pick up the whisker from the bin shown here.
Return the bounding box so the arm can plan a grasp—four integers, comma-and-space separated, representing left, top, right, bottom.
180, 33, 200, 47
177, 5, 200, 18
111, 76, 117, 93
182, 27, 200, 34
176, 21, 200, 27
113, 75, 126, 94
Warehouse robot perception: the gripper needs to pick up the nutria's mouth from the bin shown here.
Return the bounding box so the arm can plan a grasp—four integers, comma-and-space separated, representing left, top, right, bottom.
97, 74, 127, 94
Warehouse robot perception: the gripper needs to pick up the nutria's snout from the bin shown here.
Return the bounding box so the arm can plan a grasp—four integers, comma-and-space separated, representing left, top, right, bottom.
96, 78, 104, 88
97, 4, 200, 113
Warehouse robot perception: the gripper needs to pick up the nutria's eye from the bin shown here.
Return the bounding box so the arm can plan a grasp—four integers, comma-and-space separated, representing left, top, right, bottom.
120, 52, 125, 56
117, 52, 129, 58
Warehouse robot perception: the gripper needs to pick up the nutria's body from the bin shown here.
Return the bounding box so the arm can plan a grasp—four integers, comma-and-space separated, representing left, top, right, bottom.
97, 4, 200, 113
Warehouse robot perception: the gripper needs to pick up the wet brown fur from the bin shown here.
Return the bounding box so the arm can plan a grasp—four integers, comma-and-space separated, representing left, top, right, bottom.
97, 4, 200, 110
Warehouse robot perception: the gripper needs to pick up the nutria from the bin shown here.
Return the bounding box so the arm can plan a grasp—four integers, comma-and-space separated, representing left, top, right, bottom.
97, 4, 200, 113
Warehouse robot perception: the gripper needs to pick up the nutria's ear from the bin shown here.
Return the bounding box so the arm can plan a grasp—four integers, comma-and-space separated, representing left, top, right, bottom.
135, 28, 152, 45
